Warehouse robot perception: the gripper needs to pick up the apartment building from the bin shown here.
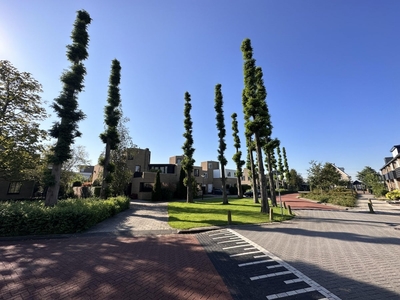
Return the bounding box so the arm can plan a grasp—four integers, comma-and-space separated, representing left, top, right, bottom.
380, 145, 400, 191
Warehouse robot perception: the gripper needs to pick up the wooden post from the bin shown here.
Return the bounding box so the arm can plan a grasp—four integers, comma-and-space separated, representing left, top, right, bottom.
368, 199, 375, 213
283, 202, 287, 209
288, 205, 292, 215
227, 210, 232, 224
269, 207, 273, 221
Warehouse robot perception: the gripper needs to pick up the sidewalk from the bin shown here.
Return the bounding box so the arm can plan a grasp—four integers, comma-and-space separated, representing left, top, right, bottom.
351, 191, 400, 213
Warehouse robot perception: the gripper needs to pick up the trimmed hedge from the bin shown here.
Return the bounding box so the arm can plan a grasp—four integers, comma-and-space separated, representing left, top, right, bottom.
0, 196, 130, 236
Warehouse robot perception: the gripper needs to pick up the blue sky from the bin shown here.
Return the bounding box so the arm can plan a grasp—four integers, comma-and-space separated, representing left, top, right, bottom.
1, 1, 399, 180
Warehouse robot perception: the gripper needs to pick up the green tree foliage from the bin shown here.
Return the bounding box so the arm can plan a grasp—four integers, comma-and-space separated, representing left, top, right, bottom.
0, 60, 48, 180
100, 59, 122, 199
152, 171, 162, 201
45, 10, 91, 206
241, 39, 275, 212
288, 169, 304, 191
307, 161, 341, 191
282, 147, 290, 183
231, 113, 245, 198
243, 91, 259, 204
263, 138, 280, 206
109, 116, 134, 196
242, 39, 273, 211
175, 167, 187, 199
214, 84, 228, 204
182, 92, 195, 203
276, 146, 284, 182
357, 166, 386, 197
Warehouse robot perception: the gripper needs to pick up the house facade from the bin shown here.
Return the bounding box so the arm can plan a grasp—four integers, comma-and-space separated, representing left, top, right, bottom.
380, 145, 400, 191
0, 180, 36, 200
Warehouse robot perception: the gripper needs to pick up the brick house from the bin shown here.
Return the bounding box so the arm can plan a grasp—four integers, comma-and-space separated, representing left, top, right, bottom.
380, 145, 400, 191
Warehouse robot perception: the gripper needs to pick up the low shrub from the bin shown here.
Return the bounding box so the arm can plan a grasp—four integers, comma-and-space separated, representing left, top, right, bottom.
386, 189, 400, 200
0, 196, 130, 237
305, 188, 357, 207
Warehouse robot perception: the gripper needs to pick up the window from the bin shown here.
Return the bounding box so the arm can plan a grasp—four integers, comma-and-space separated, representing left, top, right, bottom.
140, 182, 153, 192
8, 182, 22, 194
135, 165, 141, 172
176, 158, 182, 165
194, 169, 199, 177
208, 163, 213, 169
227, 172, 231, 177
242, 176, 245, 181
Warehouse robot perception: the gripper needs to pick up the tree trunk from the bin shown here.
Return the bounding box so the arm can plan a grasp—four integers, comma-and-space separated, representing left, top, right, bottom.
187, 173, 194, 203
100, 142, 111, 199
249, 149, 259, 204
266, 151, 277, 206
236, 175, 243, 198
254, 133, 269, 213
45, 163, 62, 206
221, 166, 228, 204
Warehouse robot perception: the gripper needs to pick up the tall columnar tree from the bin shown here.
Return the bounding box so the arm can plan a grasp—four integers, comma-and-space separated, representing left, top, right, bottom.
45, 10, 91, 206
182, 92, 195, 203
214, 84, 228, 204
152, 170, 162, 201
100, 59, 122, 199
263, 138, 280, 206
242, 88, 259, 203
231, 113, 245, 198
276, 146, 284, 184
241, 38, 272, 213
0, 60, 48, 180
282, 147, 290, 184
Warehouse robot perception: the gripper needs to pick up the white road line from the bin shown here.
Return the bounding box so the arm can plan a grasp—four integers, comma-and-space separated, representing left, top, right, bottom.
225, 229, 341, 300
212, 235, 236, 240
217, 239, 242, 244
238, 259, 274, 267
230, 250, 262, 257
267, 264, 283, 269
284, 278, 303, 284
266, 287, 315, 299
223, 244, 250, 250
250, 270, 292, 281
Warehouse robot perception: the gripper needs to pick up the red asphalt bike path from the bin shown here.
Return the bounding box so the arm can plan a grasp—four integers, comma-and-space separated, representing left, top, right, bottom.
276, 193, 344, 210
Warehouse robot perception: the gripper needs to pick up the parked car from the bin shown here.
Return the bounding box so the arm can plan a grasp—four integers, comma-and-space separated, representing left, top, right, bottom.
212, 189, 223, 195
243, 190, 260, 197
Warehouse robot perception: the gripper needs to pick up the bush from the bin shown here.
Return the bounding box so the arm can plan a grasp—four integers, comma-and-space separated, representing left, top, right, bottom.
0, 196, 130, 236
305, 188, 357, 207
386, 189, 400, 200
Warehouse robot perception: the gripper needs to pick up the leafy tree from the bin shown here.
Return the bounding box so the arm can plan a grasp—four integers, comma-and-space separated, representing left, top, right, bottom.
152, 170, 162, 201
357, 166, 386, 197
175, 167, 186, 199
108, 115, 134, 196
182, 92, 195, 203
282, 147, 290, 184
231, 112, 245, 198
0, 60, 48, 180
263, 138, 280, 206
243, 91, 259, 204
214, 84, 228, 204
45, 10, 91, 206
307, 161, 341, 191
288, 169, 304, 191
276, 146, 284, 185
100, 59, 122, 199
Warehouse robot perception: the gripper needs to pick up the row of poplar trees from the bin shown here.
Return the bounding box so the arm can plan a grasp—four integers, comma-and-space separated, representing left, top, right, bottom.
45, 10, 123, 206
181, 38, 291, 213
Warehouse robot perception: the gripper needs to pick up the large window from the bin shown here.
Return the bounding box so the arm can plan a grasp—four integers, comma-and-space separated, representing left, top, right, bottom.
194, 169, 199, 177
8, 182, 22, 194
140, 182, 153, 192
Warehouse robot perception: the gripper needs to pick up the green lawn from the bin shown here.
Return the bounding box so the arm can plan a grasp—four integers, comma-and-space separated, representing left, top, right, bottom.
168, 197, 293, 229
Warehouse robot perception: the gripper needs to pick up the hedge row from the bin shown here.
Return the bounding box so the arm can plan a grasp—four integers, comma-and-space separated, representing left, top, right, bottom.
304, 189, 357, 207
0, 196, 130, 236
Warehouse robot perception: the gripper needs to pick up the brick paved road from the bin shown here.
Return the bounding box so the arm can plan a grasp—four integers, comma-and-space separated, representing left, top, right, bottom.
0, 235, 232, 300
234, 209, 400, 300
